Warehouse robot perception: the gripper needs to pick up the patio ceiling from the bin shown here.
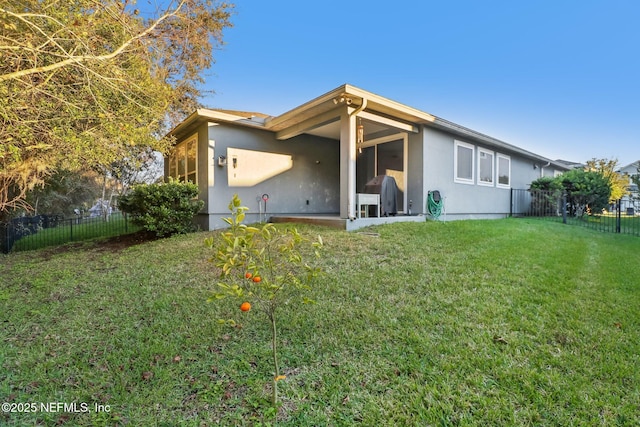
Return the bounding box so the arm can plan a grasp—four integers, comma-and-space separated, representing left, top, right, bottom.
300, 117, 392, 141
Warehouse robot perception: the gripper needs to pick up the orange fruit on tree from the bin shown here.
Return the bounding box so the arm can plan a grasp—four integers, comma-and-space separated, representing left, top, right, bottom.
252, 276, 261, 283
240, 302, 251, 312
245, 272, 252, 279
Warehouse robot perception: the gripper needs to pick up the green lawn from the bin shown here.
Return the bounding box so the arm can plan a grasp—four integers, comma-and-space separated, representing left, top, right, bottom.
1, 219, 639, 425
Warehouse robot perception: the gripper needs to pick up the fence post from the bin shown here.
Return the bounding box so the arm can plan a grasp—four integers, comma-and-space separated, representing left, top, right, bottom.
510, 188, 513, 217
616, 199, 621, 233
562, 193, 567, 224
2, 222, 17, 254
0, 223, 7, 254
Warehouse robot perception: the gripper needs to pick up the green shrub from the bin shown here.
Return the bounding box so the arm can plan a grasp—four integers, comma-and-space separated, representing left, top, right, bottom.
530, 169, 611, 217
118, 179, 204, 237
559, 169, 611, 214
530, 176, 562, 192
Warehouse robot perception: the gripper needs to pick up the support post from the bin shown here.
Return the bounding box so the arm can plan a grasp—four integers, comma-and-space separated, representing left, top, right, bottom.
339, 108, 356, 219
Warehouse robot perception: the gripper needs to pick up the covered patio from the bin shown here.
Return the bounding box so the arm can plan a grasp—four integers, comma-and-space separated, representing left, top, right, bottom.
265, 85, 436, 228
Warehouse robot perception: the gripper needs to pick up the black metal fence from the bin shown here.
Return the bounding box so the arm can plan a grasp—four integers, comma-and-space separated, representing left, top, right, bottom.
511, 188, 640, 237
1, 212, 138, 253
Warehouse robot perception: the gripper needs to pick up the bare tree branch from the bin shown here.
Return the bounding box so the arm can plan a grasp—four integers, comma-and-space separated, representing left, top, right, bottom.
0, 0, 186, 83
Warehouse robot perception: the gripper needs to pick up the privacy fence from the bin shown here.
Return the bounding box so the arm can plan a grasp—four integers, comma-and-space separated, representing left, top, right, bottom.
511, 188, 640, 237
1, 212, 138, 253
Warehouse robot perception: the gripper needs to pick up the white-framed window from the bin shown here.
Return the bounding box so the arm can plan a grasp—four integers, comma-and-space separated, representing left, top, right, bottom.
477, 148, 494, 186
169, 133, 198, 184
496, 153, 511, 189
454, 140, 475, 184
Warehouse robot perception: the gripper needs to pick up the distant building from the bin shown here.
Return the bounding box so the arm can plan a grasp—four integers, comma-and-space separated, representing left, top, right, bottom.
617, 161, 640, 213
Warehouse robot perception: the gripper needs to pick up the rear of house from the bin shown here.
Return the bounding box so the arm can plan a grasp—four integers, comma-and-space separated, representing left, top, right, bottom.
166, 84, 569, 230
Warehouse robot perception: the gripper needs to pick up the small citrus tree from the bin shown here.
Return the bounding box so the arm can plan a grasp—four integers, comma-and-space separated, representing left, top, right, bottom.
205, 195, 323, 407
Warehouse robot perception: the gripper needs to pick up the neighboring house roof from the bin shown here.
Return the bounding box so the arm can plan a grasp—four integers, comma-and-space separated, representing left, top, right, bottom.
617, 160, 640, 174
555, 159, 585, 169
169, 83, 571, 170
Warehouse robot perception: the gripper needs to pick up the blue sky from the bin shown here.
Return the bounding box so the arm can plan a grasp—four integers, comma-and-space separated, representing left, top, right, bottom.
201, 0, 639, 167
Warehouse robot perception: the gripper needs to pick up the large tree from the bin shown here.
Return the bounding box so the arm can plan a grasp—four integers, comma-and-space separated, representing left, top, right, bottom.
585, 158, 629, 201
0, 0, 232, 217
25, 168, 104, 216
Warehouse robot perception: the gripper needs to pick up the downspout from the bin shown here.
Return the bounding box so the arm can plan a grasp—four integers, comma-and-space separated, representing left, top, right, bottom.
347, 98, 367, 220
540, 161, 551, 178
350, 97, 368, 118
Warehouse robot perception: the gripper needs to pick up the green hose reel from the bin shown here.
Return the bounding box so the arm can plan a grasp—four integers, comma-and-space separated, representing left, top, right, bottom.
427, 190, 443, 220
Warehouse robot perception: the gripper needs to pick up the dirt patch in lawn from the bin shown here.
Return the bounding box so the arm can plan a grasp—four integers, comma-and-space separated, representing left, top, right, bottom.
94, 230, 161, 252
35, 231, 160, 258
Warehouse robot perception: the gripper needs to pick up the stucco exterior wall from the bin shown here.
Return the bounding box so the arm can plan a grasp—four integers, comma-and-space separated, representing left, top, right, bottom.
204, 123, 340, 229
422, 126, 554, 219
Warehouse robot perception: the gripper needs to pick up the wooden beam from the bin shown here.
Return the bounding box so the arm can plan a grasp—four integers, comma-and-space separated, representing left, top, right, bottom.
358, 111, 419, 133
275, 109, 341, 140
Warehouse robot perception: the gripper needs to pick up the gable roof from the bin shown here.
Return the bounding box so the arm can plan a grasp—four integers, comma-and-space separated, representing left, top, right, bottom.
168, 83, 570, 170
617, 161, 640, 174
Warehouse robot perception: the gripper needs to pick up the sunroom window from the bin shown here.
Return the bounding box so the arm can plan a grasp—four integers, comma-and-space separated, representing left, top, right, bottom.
169, 134, 198, 184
